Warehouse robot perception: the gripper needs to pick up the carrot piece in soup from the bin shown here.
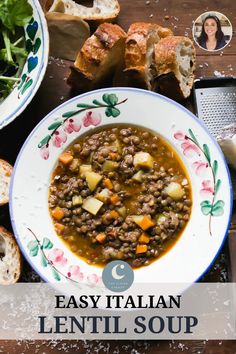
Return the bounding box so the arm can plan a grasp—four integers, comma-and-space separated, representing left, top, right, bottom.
110, 194, 120, 205
59, 152, 73, 165
110, 210, 119, 219
104, 178, 113, 190
52, 207, 64, 220
55, 223, 65, 233
96, 233, 107, 244
139, 233, 150, 244
139, 216, 155, 230
133, 215, 155, 230
109, 152, 118, 160
136, 244, 148, 254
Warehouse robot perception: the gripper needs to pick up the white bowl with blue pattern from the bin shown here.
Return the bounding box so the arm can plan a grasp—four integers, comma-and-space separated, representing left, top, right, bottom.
0, 0, 49, 129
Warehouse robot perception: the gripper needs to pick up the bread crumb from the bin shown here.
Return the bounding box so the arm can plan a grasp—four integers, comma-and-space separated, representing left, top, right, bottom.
146, 0, 150, 4
149, 13, 153, 18
164, 15, 170, 20
214, 70, 225, 77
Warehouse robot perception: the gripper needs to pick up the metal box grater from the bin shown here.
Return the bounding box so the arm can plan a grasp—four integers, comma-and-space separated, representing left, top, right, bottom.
193, 78, 236, 197
194, 78, 236, 137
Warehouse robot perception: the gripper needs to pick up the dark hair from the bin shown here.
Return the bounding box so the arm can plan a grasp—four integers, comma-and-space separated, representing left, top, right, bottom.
197, 15, 225, 47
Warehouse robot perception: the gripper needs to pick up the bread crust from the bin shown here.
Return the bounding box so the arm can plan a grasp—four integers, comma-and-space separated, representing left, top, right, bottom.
154, 36, 196, 100
0, 226, 22, 285
0, 159, 13, 206
68, 65, 113, 92
75, 23, 126, 73
68, 23, 127, 92
125, 22, 172, 69
45, 0, 120, 23
124, 22, 173, 89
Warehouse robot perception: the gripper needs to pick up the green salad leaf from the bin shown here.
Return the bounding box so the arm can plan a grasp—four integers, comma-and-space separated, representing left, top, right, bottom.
0, 80, 14, 99
0, 42, 28, 64
0, 0, 33, 32
0, 0, 33, 100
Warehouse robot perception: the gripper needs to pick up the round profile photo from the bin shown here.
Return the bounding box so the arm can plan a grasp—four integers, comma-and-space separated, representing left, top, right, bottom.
192, 11, 233, 51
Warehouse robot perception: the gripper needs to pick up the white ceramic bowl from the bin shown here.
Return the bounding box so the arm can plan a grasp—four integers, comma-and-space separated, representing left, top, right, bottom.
0, 0, 49, 129
10, 88, 232, 288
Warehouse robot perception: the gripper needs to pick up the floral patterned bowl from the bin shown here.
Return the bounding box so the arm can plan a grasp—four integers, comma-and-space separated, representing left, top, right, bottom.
0, 0, 49, 129
9, 88, 232, 287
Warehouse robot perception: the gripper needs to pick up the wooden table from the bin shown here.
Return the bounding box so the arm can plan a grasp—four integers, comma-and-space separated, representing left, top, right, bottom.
1, 0, 236, 352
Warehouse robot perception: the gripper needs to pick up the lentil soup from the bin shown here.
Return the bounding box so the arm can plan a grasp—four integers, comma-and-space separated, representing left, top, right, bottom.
49, 125, 192, 268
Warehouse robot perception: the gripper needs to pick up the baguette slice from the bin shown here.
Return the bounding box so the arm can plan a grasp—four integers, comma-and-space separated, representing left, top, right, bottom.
46, 12, 90, 60
46, 0, 120, 23
0, 227, 22, 285
0, 159, 13, 206
67, 23, 127, 92
153, 36, 196, 100
124, 22, 173, 90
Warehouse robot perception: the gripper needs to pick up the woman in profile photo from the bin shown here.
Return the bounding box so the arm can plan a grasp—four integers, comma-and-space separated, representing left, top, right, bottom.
197, 15, 227, 51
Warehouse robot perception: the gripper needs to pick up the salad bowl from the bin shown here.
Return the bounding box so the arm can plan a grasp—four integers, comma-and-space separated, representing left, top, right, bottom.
0, 0, 49, 129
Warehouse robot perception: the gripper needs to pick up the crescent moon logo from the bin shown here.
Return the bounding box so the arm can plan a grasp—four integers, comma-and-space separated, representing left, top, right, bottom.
111, 264, 125, 280
102, 260, 134, 291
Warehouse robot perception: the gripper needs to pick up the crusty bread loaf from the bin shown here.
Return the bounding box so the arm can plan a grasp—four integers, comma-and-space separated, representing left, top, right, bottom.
0, 159, 13, 206
46, 0, 120, 23
153, 36, 196, 100
124, 22, 173, 90
46, 12, 90, 61
0, 226, 22, 285
67, 23, 127, 92
67, 21, 196, 100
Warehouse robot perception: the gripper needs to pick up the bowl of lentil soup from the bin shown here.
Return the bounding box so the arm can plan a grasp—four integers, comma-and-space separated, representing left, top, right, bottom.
10, 88, 232, 285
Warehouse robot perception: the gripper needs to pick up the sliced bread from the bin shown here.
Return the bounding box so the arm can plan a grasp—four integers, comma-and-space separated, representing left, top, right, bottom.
124, 22, 173, 90
0, 159, 13, 206
0, 226, 22, 285
153, 36, 196, 100
67, 22, 127, 92
46, 12, 90, 61
46, 0, 120, 23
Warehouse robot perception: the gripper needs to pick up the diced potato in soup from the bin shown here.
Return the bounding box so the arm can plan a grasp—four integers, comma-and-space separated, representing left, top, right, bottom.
82, 197, 103, 215
72, 195, 83, 206
96, 188, 110, 202
164, 182, 185, 200
102, 160, 119, 172
80, 164, 92, 177
133, 152, 153, 169
85, 171, 102, 192
132, 170, 144, 182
